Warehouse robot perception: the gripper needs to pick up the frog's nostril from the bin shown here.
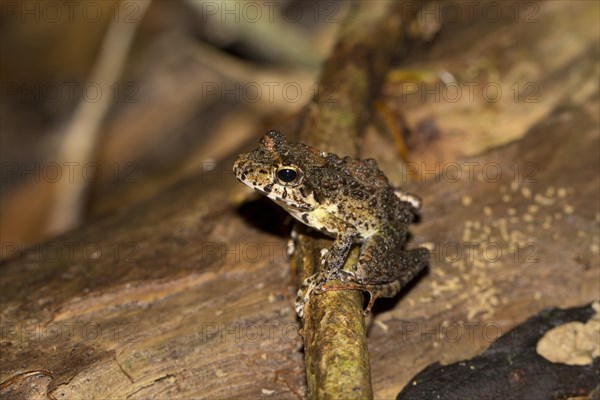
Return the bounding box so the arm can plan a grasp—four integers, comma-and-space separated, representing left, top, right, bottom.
239, 166, 248, 180
233, 160, 247, 176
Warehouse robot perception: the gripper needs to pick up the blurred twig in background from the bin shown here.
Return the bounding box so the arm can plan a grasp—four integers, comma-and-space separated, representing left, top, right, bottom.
1, 1, 341, 249
45, 0, 151, 234
183, 0, 324, 68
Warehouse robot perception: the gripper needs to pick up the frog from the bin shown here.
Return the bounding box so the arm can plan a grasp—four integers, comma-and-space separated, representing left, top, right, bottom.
233, 130, 429, 317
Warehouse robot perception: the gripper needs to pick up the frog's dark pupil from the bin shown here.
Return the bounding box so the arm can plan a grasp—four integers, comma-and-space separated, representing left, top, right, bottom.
277, 168, 297, 183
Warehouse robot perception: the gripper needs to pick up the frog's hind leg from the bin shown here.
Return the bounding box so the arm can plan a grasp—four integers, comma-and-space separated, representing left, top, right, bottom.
316, 280, 403, 315
354, 246, 429, 285
317, 238, 429, 314
351, 229, 428, 285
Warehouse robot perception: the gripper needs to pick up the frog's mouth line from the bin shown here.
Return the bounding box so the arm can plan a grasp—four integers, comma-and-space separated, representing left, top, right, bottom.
271, 196, 313, 212
236, 172, 314, 212
254, 189, 311, 212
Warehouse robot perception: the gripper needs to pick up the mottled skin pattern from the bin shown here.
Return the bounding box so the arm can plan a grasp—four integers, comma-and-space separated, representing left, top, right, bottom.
233, 130, 429, 317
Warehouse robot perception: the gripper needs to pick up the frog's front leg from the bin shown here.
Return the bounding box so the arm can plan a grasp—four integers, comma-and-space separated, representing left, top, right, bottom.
295, 231, 357, 317
320, 230, 358, 275
317, 228, 429, 315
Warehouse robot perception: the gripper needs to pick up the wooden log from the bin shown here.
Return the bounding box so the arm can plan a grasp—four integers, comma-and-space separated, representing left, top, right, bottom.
1, 1, 598, 399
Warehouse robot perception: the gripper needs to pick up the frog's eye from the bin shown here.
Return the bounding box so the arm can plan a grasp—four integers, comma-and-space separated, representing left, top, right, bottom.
276, 166, 302, 186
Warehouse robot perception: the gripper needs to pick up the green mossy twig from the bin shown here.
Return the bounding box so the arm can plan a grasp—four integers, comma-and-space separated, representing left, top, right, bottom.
293, 2, 425, 398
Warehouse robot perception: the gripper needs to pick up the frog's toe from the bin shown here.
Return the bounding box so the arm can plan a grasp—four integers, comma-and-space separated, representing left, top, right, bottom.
286, 239, 295, 257
295, 276, 319, 317
295, 297, 307, 317
337, 269, 356, 282
295, 289, 313, 317
295, 288, 309, 317
313, 283, 325, 294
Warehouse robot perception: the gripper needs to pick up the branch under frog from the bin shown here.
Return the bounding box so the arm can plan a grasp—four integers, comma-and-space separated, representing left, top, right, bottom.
293, 1, 426, 398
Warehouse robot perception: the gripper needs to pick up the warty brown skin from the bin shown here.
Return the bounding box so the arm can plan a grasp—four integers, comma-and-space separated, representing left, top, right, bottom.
233, 130, 429, 316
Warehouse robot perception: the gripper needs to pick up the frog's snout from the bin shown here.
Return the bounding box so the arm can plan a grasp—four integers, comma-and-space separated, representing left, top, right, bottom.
232, 157, 243, 174
232, 157, 240, 171
232, 156, 248, 181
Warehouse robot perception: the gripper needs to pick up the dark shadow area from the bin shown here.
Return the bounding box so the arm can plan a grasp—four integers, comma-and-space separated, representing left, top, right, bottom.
236, 196, 292, 239
396, 303, 600, 400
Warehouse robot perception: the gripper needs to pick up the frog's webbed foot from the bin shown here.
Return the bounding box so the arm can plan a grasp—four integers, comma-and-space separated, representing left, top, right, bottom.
295, 269, 355, 317
295, 283, 312, 317
296, 270, 361, 317
295, 272, 328, 317
315, 246, 430, 315
315, 279, 402, 316
310, 268, 384, 315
